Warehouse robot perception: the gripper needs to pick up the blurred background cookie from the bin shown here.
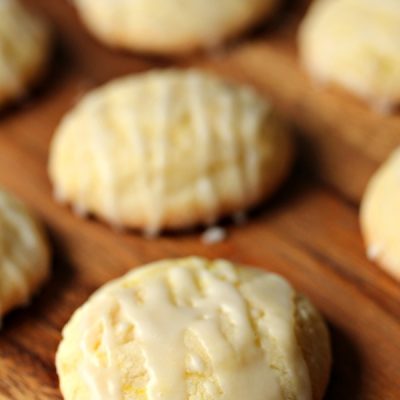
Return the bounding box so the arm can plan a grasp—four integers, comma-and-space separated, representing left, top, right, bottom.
49, 69, 292, 235
0, 0, 50, 109
298, 0, 400, 112
56, 257, 331, 400
361, 148, 400, 281
0, 187, 50, 322
72, 0, 280, 55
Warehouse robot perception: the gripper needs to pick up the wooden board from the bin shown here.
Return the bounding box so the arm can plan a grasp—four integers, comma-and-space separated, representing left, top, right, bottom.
0, 0, 400, 399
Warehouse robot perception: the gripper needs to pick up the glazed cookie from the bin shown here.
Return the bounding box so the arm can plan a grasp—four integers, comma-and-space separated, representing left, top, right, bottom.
361, 148, 400, 280
72, 0, 280, 55
0, 0, 50, 108
0, 187, 50, 321
49, 69, 292, 234
56, 257, 331, 400
299, 0, 400, 111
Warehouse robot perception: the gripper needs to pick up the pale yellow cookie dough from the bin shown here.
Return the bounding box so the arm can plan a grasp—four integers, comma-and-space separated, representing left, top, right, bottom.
56, 257, 331, 400
0, 0, 50, 108
361, 148, 400, 280
0, 187, 50, 321
299, 0, 400, 111
49, 69, 292, 234
72, 0, 280, 55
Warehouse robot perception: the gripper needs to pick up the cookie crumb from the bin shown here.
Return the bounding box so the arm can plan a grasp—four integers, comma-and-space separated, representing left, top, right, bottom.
201, 227, 227, 244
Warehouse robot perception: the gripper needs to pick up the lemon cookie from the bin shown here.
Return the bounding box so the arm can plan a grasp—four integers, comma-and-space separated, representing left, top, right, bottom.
49, 69, 292, 234
299, 0, 400, 111
361, 148, 400, 280
0, 0, 50, 109
56, 257, 331, 400
72, 0, 280, 55
0, 187, 50, 322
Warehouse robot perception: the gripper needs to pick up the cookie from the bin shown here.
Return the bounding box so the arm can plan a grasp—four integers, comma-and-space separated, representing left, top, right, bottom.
0, 0, 50, 109
298, 0, 400, 112
0, 187, 50, 322
72, 0, 280, 55
49, 69, 292, 235
360, 148, 400, 280
56, 257, 331, 400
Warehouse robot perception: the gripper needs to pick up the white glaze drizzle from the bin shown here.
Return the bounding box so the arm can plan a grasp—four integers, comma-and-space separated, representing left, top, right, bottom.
74, 111, 92, 217
240, 89, 268, 195
215, 85, 245, 201
147, 75, 171, 235
117, 85, 154, 233
187, 72, 218, 224
241, 274, 312, 400
0, 190, 42, 316
80, 298, 122, 400
0, 202, 31, 304
77, 261, 312, 400
89, 98, 120, 225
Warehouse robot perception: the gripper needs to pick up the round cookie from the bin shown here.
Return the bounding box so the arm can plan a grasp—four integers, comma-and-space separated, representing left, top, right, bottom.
72, 0, 280, 55
56, 257, 331, 400
360, 148, 400, 280
0, 187, 50, 321
0, 0, 50, 109
298, 0, 400, 111
49, 69, 292, 235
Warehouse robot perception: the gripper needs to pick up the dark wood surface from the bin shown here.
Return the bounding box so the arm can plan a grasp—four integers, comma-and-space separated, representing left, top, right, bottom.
0, 0, 399, 399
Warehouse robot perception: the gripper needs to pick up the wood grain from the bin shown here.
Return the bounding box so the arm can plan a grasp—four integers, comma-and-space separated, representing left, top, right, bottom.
0, 0, 400, 399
